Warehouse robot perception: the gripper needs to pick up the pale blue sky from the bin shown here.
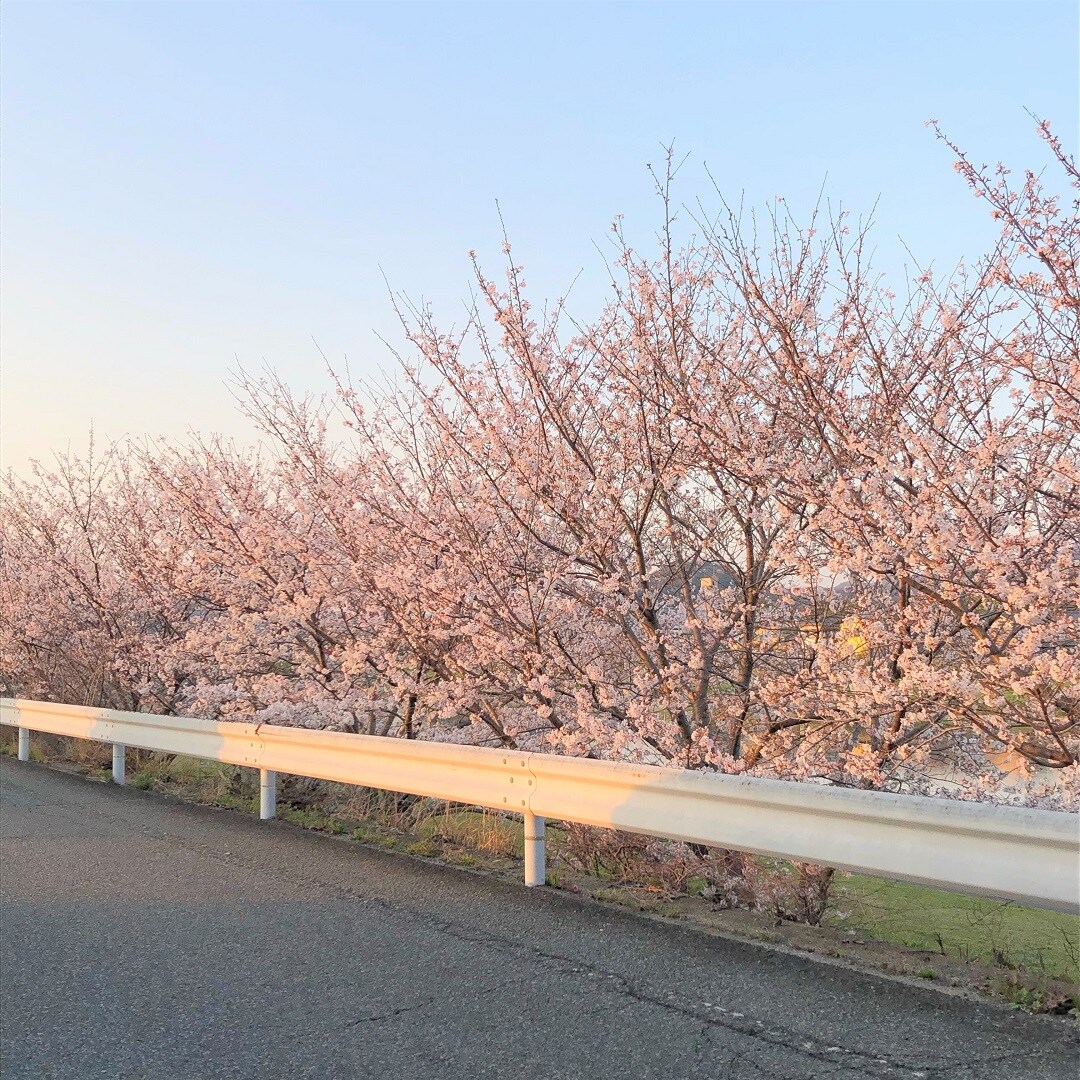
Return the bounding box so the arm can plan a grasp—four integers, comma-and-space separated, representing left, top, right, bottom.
2, 1, 1077, 472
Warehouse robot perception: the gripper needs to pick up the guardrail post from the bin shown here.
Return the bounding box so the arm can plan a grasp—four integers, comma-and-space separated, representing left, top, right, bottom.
112, 744, 126, 785
523, 811, 546, 886
17, 728, 30, 762
260, 769, 277, 820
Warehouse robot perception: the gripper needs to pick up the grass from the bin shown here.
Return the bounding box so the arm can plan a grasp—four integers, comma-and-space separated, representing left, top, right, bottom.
825, 873, 1080, 982
0, 730, 52, 765
686, 875, 710, 897
414, 807, 525, 858
137, 753, 231, 783
279, 805, 346, 832
352, 826, 403, 850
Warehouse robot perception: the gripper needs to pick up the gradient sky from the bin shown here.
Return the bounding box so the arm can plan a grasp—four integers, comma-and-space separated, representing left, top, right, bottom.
2, 1, 1077, 473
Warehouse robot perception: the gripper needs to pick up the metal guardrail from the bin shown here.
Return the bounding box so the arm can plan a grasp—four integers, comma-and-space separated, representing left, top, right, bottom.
2, 697, 1078, 913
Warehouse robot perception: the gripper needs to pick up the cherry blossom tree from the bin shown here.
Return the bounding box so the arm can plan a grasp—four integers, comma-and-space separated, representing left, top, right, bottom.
2, 121, 1075, 814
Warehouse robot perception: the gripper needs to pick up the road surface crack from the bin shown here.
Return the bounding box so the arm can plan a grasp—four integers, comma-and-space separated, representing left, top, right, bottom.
343, 996, 436, 1027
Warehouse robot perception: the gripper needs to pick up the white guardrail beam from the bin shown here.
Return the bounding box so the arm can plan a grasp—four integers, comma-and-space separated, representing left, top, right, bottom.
2, 697, 1078, 912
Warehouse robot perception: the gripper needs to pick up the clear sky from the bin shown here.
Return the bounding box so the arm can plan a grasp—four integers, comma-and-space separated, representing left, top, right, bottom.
2, 1, 1077, 473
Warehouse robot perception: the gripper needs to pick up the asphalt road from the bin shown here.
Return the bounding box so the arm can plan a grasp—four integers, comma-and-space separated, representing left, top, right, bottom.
1, 758, 1076, 1080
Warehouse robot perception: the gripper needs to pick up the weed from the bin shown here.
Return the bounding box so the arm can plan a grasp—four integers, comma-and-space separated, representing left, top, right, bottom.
1060, 926, 1080, 974
281, 805, 333, 829
218, 792, 257, 813
996, 973, 1074, 1014
350, 824, 403, 849
917, 967, 937, 980
446, 850, 479, 867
